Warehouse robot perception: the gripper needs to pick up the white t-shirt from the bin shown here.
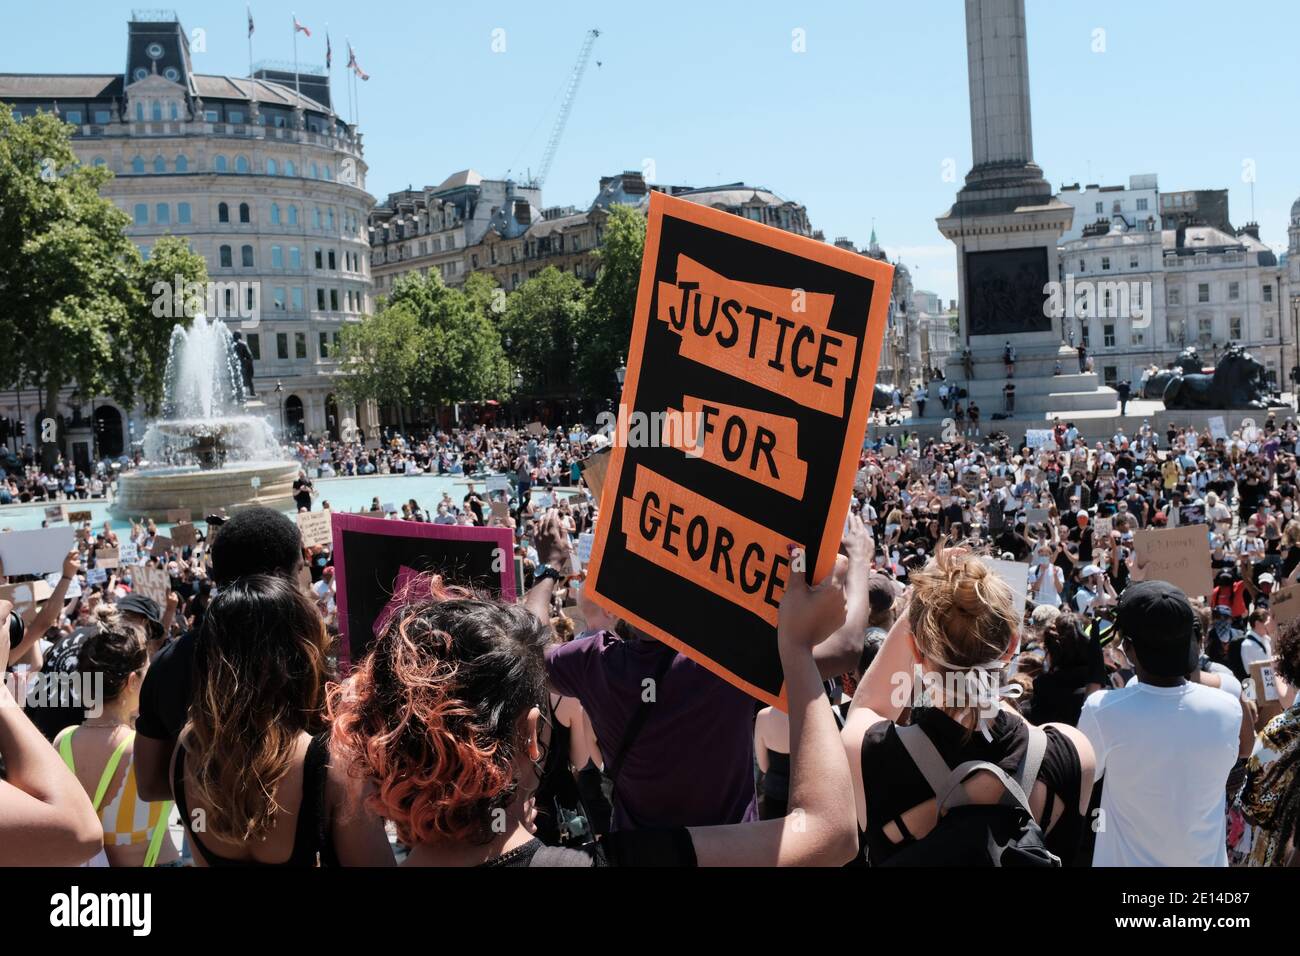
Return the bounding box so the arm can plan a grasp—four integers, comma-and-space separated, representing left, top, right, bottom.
1125, 663, 1242, 701
1240, 630, 1273, 674
1078, 682, 1241, 866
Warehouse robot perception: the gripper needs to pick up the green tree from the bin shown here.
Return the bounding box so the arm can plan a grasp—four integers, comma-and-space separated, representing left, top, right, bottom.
334, 302, 428, 434
335, 271, 512, 423
576, 204, 645, 398
500, 266, 588, 397
0, 107, 198, 466
133, 234, 209, 416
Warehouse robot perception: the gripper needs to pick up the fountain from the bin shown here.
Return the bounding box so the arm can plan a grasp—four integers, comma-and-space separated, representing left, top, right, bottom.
111, 315, 300, 522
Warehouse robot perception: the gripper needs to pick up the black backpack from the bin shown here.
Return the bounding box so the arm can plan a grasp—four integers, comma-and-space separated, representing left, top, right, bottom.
1226, 632, 1265, 682
879, 722, 1060, 867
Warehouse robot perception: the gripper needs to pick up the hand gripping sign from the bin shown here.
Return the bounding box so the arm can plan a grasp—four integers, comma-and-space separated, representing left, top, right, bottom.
584, 192, 892, 709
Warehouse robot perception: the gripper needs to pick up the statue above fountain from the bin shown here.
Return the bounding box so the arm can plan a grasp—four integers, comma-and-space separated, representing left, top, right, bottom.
111, 315, 300, 522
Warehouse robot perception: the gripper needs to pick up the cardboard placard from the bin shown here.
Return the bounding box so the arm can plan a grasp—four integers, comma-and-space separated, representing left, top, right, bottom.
0, 526, 76, 576
96, 547, 119, 570
67, 510, 92, 524
44, 504, 66, 523
526, 421, 545, 437
132, 565, 170, 609
1208, 416, 1228, 441
1269, 585, 1300, 628
579, 448, 611, 500
531, 492, 554, 510
984, 558, 1030, 623
150, 535, 174, 556
170, 523, 199, 548
490, 501, 510, 522
487, 475, 512, 495
1026, 507, 1050, 527
297, 510, 333, 548
166, 508, 192, 523
331, 514, 516, 671
881, 443, 898, 459
0, 581, 41, 614
1249, 659, 1284, 729
1134, 524, 1212, 599
584, 191, 892, 709
1093, 516, 1113, 539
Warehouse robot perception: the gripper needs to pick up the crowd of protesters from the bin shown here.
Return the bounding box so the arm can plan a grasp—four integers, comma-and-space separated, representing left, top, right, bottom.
2, 407, 1300, 868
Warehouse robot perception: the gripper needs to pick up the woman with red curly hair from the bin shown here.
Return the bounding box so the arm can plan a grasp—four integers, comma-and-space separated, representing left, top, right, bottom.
328, 561, 859, 866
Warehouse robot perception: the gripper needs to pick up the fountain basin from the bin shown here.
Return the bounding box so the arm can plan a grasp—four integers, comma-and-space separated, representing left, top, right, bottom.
110, 460, 300, 523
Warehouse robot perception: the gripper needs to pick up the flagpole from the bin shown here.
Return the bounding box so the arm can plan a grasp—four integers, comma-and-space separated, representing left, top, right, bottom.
292, 12, 301, 99
246, 5, 254, 79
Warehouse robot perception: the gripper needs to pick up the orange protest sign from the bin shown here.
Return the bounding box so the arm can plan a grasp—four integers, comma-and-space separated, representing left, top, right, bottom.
585, 191, 892, 708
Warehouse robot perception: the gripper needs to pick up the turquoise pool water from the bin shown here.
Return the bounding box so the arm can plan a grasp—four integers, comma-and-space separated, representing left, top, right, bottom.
0, 472, 485, 533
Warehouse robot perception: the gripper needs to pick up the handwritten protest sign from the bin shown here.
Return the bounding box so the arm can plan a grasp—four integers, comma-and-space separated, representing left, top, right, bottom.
133, 565, 170, 608
1026, 508, 1050, 527
67, 511, 92, 524
584, 191, 892, 708
1249, 659, 1284, 728
526, 422, 545, 437
1026, 430, 1055, 450
1208, 416, 1228, 441
1093, 516, 1113, 540
150, 535, 174, 556
331, 514, 515, 670
118, 541, 140, 565
487, 475, 512, 496
0, 527, 75, 576
296, 510, 333, 548
43, 505, 66, 523
1134, 525, 1211, 599
96, 548, 119, 570
86, 568, 108, 586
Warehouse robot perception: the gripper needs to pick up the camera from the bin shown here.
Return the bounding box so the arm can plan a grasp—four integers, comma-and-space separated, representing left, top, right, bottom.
7, 610, 25, 651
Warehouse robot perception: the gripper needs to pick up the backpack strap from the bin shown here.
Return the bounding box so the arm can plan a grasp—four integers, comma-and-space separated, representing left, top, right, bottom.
936, 760, 1034, 817
1015, 724, 1048, 801
606, 649, 674, 795
895, 723, 954, 797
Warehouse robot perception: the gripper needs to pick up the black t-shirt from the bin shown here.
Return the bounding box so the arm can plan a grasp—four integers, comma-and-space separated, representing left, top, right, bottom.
293, 477, 313, 509
135, 630, 195, 742
859, 708, 1084, 866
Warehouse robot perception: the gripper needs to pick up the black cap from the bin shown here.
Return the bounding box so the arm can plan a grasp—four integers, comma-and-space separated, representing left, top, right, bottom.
116, 593, 163, 638
1116, 580, 1198, 678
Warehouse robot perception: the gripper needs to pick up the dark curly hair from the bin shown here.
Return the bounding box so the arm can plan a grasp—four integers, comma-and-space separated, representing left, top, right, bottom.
327, 575, 549, 846
1274, 618, 1300, 689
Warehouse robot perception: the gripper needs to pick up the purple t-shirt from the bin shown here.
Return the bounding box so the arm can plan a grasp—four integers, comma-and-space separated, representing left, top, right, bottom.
546, 631, 758, 831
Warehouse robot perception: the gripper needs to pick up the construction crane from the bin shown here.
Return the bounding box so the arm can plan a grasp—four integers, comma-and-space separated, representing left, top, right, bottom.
528, 28, 600, 190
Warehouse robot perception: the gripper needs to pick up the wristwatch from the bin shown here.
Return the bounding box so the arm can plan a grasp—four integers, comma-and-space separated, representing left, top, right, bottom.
533, 564, 563, 584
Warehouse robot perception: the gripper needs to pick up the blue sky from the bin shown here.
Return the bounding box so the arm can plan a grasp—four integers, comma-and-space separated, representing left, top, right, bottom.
4, 1, 1297, 303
